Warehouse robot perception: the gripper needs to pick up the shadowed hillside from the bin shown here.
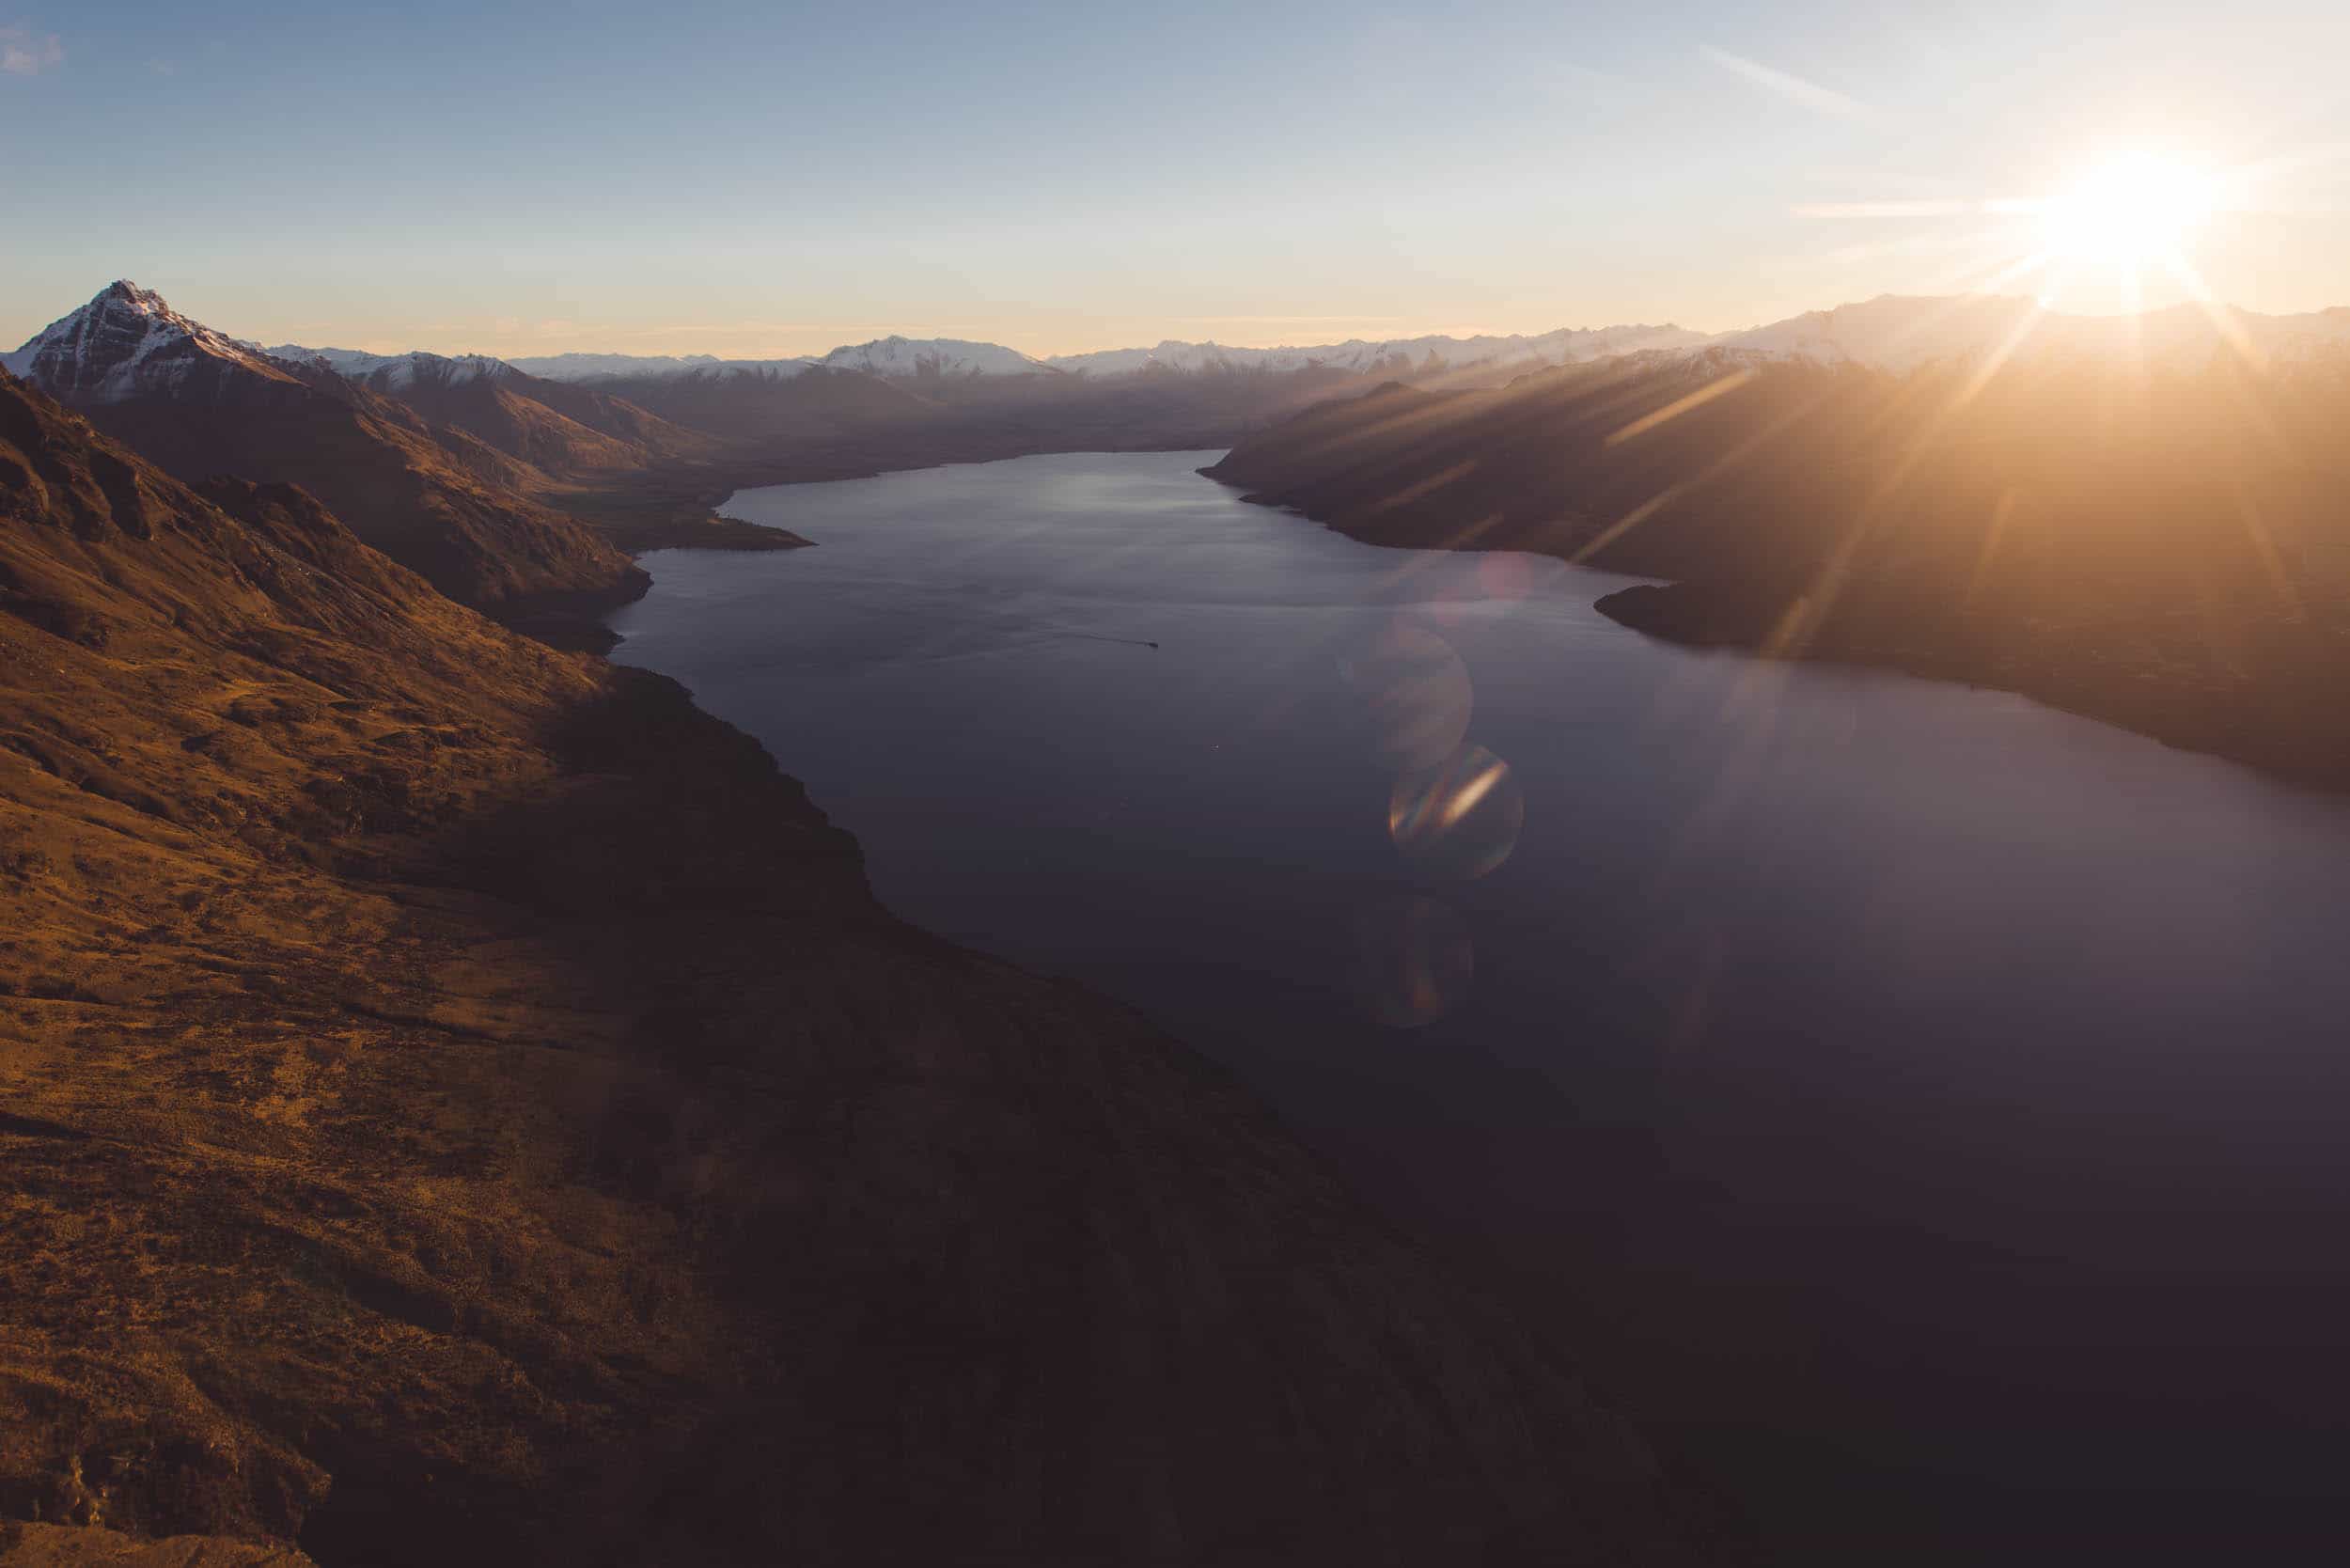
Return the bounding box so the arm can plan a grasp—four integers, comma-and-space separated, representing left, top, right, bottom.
0, 370, 1732, 1564
1206, 346, 2350, 788
328, 353, 723, 479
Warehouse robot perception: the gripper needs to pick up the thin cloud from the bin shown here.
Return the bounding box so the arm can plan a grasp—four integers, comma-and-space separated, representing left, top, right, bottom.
1701, 45, 1872, 121
1, 25, 63, 76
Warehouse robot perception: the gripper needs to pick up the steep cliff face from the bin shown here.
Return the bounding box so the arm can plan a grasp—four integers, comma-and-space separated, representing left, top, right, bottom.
0, 373, 1727, 1565
5, 287, 644, 623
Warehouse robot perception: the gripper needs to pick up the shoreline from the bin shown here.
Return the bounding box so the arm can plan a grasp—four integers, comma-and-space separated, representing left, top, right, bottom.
556, 438, 1248, 554
1588, 579, 2350, 796
1196, 461, 2350, 799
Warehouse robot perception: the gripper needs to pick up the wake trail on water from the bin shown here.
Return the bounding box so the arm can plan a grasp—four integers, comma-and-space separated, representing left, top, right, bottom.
1060, 633, 1161, 650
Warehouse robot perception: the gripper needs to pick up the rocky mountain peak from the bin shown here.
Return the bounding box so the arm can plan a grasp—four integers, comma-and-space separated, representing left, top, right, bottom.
3, 279, 293, 403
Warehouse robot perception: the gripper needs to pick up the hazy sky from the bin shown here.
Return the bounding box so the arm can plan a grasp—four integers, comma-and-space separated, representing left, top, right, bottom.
8, 0, 2350, 356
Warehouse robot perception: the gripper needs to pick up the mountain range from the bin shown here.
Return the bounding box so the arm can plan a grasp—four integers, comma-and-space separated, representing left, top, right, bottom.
478, 325, 1716, 384
263, 296, 2350, 386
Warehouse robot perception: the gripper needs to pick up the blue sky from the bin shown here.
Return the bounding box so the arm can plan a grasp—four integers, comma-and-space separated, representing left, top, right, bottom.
7, 0, 2350, 355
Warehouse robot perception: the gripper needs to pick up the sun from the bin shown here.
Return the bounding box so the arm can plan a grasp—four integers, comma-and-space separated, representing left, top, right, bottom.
2038, 150, 2218, 267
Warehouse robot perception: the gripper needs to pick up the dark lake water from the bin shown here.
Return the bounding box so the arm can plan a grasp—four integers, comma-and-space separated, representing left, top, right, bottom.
611, 450, 2350, 1562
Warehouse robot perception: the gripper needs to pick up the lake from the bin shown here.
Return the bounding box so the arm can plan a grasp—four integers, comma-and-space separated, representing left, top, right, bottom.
610, 450, 2350, 1562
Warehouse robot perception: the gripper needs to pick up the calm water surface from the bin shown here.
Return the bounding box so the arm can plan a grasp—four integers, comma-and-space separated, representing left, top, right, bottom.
611, 451, 2350, 1561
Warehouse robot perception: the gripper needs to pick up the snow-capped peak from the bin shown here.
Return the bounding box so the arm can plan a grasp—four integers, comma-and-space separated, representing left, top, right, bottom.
262, 344, 519, 392
3, 281, 295, 403
818, 336, 1048, 379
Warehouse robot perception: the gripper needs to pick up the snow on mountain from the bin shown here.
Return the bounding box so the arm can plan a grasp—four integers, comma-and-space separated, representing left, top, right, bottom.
818, 336, 1049, 378
264, 344, 520, 392
38, 289, 2350, 409
356, 325, 1689, 385
258, 344, 399, 375
505, 337, 1042, 383
1113, 298, 2350, 383
3, 281, 299, 403
1055, 297, 2350, 383
507, 353, 822, 384
504, 352, 725, 381
1047, 324, 1708, 378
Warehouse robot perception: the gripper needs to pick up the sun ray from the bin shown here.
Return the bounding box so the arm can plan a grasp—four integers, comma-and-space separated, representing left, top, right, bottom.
1569, 487, 1685, 565
1965, 490, 2022, 605
1576, 381, 1850, 566
2157, 248, 2267, 373
1604, 368, 1758, 447
2152, 247, 2304, 466
1947, 282, 2057, 411
2237, 491, 2305, 617
1369, 460, 1480, 513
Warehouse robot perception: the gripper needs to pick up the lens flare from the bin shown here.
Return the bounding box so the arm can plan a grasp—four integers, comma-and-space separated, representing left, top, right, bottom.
1343, 621, 1472, 772
1387, 743, 1525, 881
1354, 895, 1474, 1028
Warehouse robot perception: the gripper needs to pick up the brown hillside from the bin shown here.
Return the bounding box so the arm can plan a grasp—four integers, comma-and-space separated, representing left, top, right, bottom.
0, 372, 1726, 1565
345, 363, 724, 479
